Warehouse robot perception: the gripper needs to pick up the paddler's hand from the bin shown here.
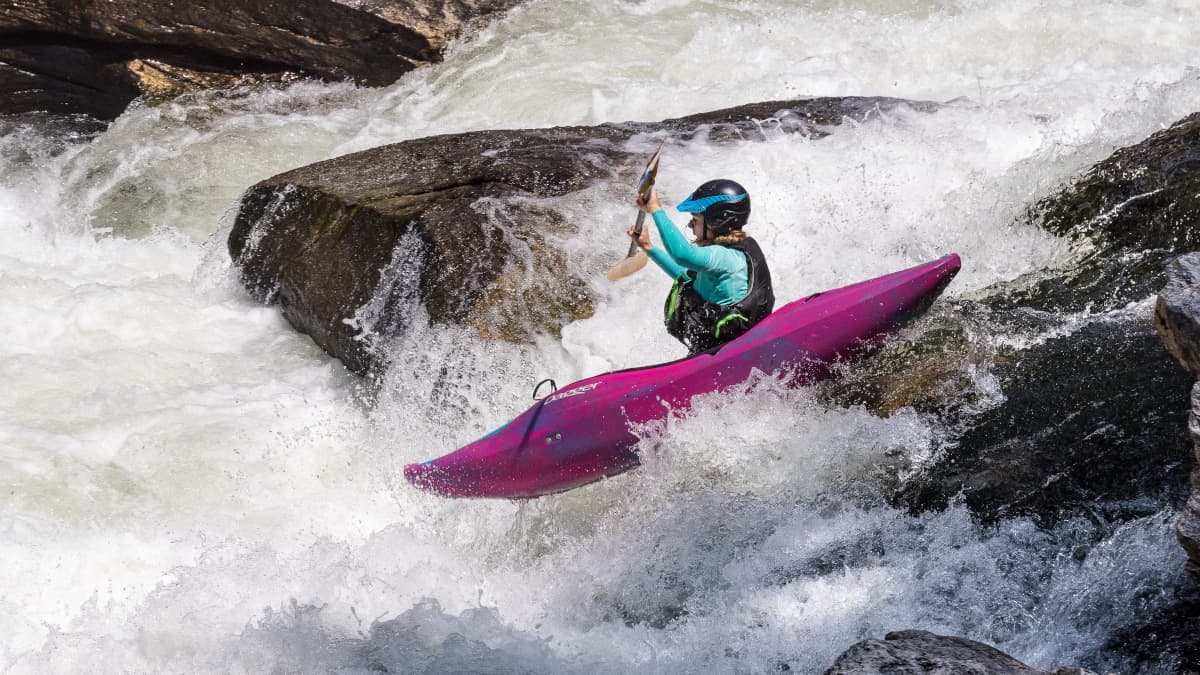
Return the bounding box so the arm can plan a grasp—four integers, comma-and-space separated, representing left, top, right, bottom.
635, 189, 662, 215
627, 223, 653, 251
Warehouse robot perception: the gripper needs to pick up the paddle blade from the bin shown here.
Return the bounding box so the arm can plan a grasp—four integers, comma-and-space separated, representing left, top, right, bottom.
606, 251, 649, 280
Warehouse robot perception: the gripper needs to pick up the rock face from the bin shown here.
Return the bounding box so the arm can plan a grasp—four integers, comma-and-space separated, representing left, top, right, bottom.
1154, 252, 1200, 577
0, 0, 516, 119
824, 630, 1095, 675
226, 96, 934, 376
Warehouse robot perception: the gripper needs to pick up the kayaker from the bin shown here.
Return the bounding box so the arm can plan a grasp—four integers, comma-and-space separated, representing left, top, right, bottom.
629, 179, 775, 355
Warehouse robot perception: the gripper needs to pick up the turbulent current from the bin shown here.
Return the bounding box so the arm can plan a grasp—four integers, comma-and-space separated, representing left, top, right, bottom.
2, 0, 1199, 672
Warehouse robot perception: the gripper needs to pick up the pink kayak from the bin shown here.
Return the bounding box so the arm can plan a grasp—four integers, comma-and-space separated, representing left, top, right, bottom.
406, 253, 961, 499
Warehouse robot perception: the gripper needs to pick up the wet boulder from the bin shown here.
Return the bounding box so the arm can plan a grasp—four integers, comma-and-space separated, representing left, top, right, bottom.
1100, 585, 1200, 672
824, 630, 1095, 675
0, 0, 516, 119
0, 43, 142, 120
226, 97, 936, 376
986, 112, 1200, 317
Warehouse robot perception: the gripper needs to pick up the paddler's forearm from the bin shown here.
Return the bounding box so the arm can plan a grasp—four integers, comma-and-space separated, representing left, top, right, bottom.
642, 208, 688, 279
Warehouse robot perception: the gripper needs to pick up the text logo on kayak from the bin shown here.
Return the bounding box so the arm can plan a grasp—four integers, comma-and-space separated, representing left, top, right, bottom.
548, 382, 600, 403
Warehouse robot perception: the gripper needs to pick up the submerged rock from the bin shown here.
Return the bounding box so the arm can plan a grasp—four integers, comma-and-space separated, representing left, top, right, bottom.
824, 630, 1095, 675
0, 0, 515, 119
1101, 584, 1200, 673
226, 97, 934, 376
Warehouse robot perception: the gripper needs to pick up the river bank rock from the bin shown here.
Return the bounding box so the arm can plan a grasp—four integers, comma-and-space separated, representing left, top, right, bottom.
0, 0, 516, 119
824, 630, 1096, 675
817, 112, 1200, 674
826, 114, 1200, 532
1154, 252, 1200, 577
226, 96, 934, 376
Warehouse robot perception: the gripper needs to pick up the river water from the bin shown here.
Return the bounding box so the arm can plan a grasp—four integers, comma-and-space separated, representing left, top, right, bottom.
2, 0, 1198, 672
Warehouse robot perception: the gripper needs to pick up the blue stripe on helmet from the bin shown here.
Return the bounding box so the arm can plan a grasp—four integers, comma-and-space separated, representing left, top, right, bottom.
676, 192, 748, 213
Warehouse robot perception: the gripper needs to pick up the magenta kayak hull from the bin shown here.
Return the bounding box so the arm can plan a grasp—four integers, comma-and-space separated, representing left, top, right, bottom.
405, 253, 961, 499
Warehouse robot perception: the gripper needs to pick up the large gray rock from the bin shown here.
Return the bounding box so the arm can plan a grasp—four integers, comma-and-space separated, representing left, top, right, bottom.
229, 126, 624, 376
0, 0, 515, 119
824, 630, 1095, 675
226, 96, 935, 376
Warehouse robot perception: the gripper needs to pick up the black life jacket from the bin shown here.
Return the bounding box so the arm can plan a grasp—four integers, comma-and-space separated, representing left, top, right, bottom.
663, 236, 775, 355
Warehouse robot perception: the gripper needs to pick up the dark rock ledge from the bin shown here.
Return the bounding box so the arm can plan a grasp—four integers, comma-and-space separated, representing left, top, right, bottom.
0, 0, 519, 119
226, 96, 935, 376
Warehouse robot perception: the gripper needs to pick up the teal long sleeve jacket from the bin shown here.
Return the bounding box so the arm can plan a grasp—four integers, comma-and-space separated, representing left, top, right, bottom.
644, 209, 749, 305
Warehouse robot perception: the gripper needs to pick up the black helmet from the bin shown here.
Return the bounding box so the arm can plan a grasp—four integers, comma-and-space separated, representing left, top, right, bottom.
676, 179, 751, 235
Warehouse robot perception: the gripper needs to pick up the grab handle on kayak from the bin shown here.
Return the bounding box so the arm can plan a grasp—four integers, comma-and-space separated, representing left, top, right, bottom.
532, 378, 558, 400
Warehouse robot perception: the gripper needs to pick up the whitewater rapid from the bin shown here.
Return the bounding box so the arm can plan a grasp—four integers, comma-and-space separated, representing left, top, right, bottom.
2, 0, 1198, 671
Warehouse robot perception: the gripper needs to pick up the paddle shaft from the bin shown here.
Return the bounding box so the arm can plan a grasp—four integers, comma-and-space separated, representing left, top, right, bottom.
625, 210, 647, 258
608, 138, 664, 280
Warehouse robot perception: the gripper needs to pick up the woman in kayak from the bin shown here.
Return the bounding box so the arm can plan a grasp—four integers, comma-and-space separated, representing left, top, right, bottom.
629, 179, 775, 355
